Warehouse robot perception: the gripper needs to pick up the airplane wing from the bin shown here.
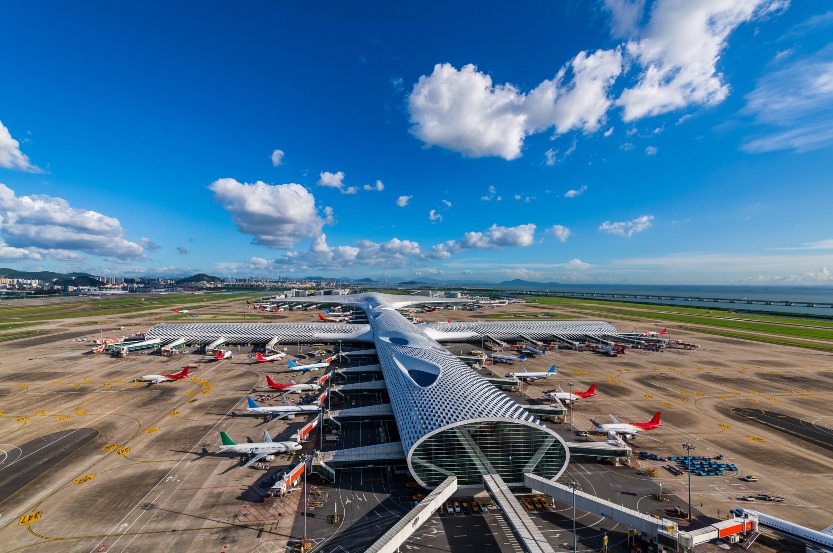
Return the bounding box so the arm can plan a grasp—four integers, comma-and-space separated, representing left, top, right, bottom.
241, 452, 270, 468
608, 414, 620, 424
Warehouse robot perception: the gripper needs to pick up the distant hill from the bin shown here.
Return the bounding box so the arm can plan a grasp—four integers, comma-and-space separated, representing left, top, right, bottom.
52, 275, 105, 287
0, 268, 96, 281
177, 273, 224, 284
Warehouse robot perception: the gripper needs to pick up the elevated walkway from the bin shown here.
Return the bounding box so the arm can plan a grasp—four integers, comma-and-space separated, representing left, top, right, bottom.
524, 473, 678, 542
584, 334, 614, 346
207, 337, 227, 351
316, 441, 405, 468
366, 476, 457, 553
484, 473, 556, 553
484, 334, 508, 348
549, 334, 583, 351
265, 336, 280, 350
519, 333, 544, 347
565, 440, 632, 459
334, 348, 377, 360
328, 403, 394, 420
330, 380, 387, 399
484, 376, 521, 388
522, 403, 566, 419
332, 363, 382, 375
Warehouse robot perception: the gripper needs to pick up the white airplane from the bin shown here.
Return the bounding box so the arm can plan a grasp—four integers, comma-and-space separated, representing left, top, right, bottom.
132, 366, 190, 385
265, 375, 323, 393
489, 352, 527, 364
255, 350, 287, 363
591, 412, 662, 440
730, 508, 833, 553
288, 357, 333, 372
218, 430, 302, 468
505, 365, 556, 381
318, 309, 352, 322
544, 384, 597, 404
214, 350, 233, 360
173, 308, 190, 313
243, 396, 322, 420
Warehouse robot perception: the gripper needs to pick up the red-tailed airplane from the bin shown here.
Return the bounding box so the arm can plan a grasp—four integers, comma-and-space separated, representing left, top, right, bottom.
173, 308, 190, 313
132, 366, 190, 385
318, 310, 351, 322
544, 383, 596, 403
591, 412, 662, 440
644, 327, 667, 337
265, 374, 324, 393
256, 351, 287, 363
214, 350, 233, 360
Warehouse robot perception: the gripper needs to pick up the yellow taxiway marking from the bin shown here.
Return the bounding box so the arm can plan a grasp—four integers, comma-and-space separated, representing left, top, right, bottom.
184, 391, 196, 397
187, 398, 198, 403
697, 367, 704, 371
102, 444, 119, 451
747, 436, 765, 443
798, 369, 806, 373
144, 427, 160, 433
34, 410, 48, 416
73, 474, 96, 485
675, 397, 688, 402
767, 397, 777, 402
103, 382, 112, 387
718, 397, 727, 401
75, 409, 88, 415
661, 402, 674, 407
114, 379, 123, 383
749, 391, 760, 395
693, 392, 705, 396
18, 511, 41, 526
644, 394, 653, 399
17, 384, 28, 389
52, 380, 63, 384
675, 389, 687, 394
132, 382, 144, 387
16, 416, 30, 423
170, 411, 180, 417
732, 391, 741, 395
55, 415, 71, 421
201, 390, 211, 395
718, 423, 731, 430
72, 383, 81, 387
116, 447, 130, 455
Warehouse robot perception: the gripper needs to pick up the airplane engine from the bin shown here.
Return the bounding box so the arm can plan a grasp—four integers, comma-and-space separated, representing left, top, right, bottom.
286, 414, 295, 420
264, 455, 275, 462
606, 431, 619, 440
623, 433, 634, 440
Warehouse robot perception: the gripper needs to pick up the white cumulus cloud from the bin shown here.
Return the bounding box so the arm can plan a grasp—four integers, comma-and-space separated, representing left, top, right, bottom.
363, 180, 385, 192
0, 120, 41, 173
645, 145, 658, 155
317, 171, 356, 194
429, 209, 443, 222
396, 195, 412, 207
550, 225, 572, 243
0, 183, 144, 259
271, 149, 285, 167
599, 214, 654, 237
564, 185, 588, 198
210, 178, 330, 249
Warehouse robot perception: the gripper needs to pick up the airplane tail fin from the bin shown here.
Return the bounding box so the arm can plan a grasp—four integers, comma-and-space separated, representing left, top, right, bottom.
246, 396, 259, 409
180, 366, 189, 378
659, 328, 667, 335
319, 313, 327, 321
586, 384, 596, 396
262, 430, 272, 443
256, 352, 266, 362
447, 318, 451, 323
325, 309, 330, 314
288, 359, 297, 368
519, 353, 527, 360
548, 365, 556, 374
557, 385, 565, 393
266, 375, 286, 389
215, 351, 223, 360
649, 411, 662, 426
220, 431, 236, 446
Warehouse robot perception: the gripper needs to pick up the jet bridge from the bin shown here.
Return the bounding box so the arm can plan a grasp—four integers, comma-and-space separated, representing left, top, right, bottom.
519, 333, 544, 347
365, 476, 457, 553
483, 473, 556, 553
548, 334, 583, 351
265, 336, 280, 350
483, 334, 509, 348
206, 337, 227, 352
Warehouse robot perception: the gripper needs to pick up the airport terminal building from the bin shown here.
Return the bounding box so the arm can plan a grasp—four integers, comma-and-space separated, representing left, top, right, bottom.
147, 293, 622, 488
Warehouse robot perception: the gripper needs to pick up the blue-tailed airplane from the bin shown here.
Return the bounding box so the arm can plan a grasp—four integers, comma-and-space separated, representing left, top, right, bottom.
488, 352, 527, 364
505, 365, 556, 381
242, 396, 322, 421
288, 357, 333, 372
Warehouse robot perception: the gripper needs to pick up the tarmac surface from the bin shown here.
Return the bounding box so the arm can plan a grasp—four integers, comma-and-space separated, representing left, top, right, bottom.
0, 296, 831, 552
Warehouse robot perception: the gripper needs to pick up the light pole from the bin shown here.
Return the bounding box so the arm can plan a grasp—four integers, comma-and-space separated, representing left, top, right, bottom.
570, 481, 579, 553
568, 381, 575, 430
683, 443, 695, 522
303, 453, 310, 551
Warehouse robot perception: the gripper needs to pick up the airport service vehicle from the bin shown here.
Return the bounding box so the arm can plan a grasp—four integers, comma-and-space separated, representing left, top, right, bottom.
256, 350, 287, 363
489, 352, 527, 364
731, 508, 833, 553
287, 357, 333, 372
741, 475, 758, 482
218, 430, 302, 468
505, 365, 556, 382
591, 412, 662, 440
243, 395, 322, 420
132, 366, 190, 385
265, 374, 326, 393
214, 349, 233, 360
544, 384, 596, 403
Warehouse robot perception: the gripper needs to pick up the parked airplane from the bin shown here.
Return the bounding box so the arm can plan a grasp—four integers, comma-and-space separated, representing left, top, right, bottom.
318, 312, 349, 323
132, 366, 190, 385
730, 508, 833, 553
173, 308, 190, 313
489, 352, 527, 364
544, 384, 596, 403
214, 350, 233, 360
288, 357, 333, 372
256, 350, 287, 363
644, 328, 668, 337
265, 375, 321, 393
505, 365, 556, 381
591, 412, 662, 440
218, 430, 302, 468
242, 396, 321, 420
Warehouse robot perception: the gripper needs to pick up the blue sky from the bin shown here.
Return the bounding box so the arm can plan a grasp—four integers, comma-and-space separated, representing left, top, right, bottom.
1, 0, 832, 284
